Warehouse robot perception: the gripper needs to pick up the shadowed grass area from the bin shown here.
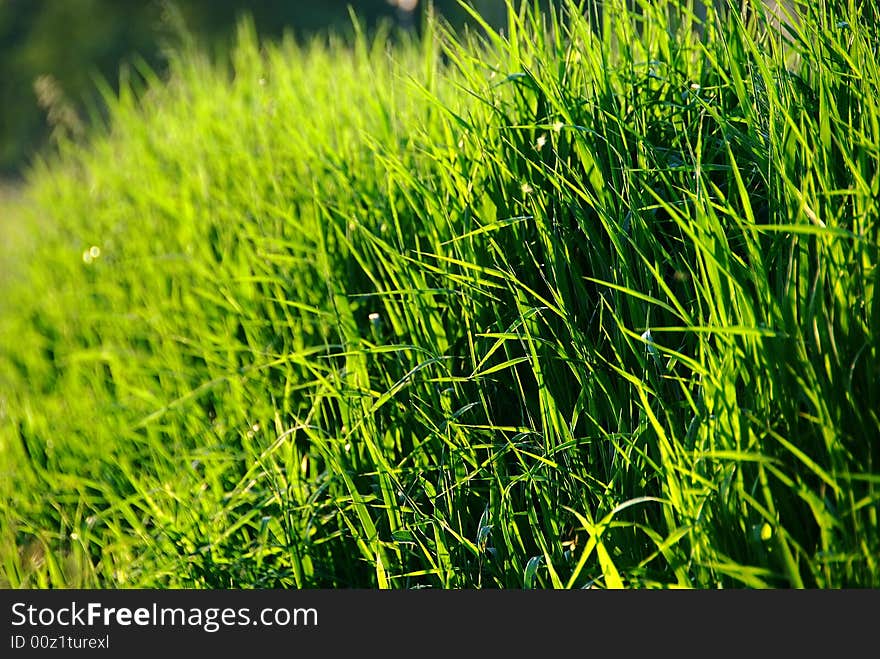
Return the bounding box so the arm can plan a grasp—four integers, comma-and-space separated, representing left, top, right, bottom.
1, 0, 878, 588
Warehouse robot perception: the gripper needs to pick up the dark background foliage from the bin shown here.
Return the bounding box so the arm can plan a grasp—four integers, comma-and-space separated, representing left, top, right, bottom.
0, 0, 516, 178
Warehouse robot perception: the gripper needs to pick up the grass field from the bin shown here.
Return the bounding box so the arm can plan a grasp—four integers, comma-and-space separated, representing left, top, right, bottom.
1, 0, 878, 588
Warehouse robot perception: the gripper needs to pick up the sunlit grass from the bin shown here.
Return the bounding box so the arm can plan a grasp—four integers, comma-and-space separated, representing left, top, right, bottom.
1, 0, 878, 588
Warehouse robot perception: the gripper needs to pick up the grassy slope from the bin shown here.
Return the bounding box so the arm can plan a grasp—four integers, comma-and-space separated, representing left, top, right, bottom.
1, 0, 878, 588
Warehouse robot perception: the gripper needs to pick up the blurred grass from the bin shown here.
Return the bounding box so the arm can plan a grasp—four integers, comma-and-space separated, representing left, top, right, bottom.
0, 183, 36, 292
0, 0, 878, 589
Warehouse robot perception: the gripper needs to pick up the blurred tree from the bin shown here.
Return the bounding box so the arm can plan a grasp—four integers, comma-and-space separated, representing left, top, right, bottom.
0, 0, 513, 178
1, 0, 165, 176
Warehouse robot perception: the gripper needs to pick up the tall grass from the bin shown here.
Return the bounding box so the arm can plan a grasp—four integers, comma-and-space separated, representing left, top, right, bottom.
1, 0, 877, 588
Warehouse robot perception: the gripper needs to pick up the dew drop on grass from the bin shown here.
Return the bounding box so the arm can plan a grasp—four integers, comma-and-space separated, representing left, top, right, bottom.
368, 312, 382, 340
82, 245, 101, 264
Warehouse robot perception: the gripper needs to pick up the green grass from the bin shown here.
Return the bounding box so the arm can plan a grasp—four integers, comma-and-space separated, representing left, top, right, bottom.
1, 0, 878, 588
